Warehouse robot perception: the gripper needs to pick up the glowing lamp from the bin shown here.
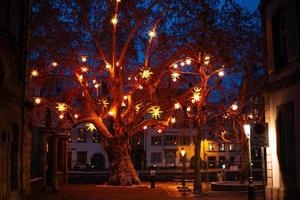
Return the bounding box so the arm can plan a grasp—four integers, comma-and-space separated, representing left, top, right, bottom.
244, 124, 251, 138
180, 148, 186, 157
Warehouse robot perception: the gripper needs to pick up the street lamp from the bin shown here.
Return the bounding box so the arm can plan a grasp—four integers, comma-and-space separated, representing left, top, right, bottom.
179, 148, 189, 192
244, 124, 254, 200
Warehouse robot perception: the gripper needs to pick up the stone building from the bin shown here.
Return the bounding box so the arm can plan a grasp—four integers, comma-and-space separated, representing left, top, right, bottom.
261, 0, 300, 199
0, 0, 31, 199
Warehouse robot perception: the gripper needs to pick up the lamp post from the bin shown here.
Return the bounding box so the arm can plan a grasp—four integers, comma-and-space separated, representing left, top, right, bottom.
179, 148, 189, 192
244, 124, 254, 200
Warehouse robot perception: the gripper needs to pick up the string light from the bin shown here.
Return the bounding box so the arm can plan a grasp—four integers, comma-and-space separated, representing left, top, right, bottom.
143, 126, 148, 130
173, 64, 178, 69
248, 113, 254, 119
121, 102, 126, 107
180, 62, 185, 66
106, 63, 112, 69
123, 95, 128, 100
59, 114, 64, 119
158, 129, 162, 133
94, 83, 100, 88
74, 114, 79, 119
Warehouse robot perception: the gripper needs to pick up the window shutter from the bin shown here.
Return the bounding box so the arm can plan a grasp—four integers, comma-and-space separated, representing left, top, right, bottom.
286, 0, 299, 62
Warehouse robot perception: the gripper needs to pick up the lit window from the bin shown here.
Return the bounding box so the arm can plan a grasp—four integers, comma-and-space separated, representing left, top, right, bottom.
229, 144, 234, 151
219, 143, 225, 151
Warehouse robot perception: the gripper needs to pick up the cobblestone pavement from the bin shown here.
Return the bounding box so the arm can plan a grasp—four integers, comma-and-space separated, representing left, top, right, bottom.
32, 182, 263, 200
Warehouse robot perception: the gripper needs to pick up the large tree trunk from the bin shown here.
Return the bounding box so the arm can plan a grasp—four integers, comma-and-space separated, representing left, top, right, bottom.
105, 135, 141, 186
240, 140, 248, 184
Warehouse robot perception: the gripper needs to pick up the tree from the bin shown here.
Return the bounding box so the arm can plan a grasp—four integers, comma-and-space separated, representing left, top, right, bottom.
27, 0, 263, 186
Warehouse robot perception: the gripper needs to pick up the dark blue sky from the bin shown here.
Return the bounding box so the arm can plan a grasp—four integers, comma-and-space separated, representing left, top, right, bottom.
238, 0, 260, 11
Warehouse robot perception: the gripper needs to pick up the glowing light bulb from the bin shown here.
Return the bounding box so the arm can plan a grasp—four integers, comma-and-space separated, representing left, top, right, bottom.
180, 62, 185, 66
111, 16, 118, 25
174, 103, 181, 109
170, 117, 176, 124
81, 67, 88, 73
31, 70, 39, 77
204, 55, 210, 65
218, 71, 225, 77
106, 63, 112, 69
173, 64, 178, 69
81, 56, 87, 62
52, 62, 58, 67
94, 83, 100, 88
128, 77, 132, 81
121, 102, 126, 107
171, 71, 180, 82
138, 85, 143, 90
148, 30, 156, 38
74, 114, 79, 119
59, 114, 64, 119
248, 113, 254, 119
143, 126, 148, 130
231, 104, 238, 111
186, 58, 192, 65
123, 95, 128, 100
186, 106, 191, 112
158, 129, 162, 133
34, 97, 41, 104
108, 110, 114, 116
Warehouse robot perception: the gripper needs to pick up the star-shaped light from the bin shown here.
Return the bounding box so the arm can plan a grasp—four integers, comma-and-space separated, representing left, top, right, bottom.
101, 99, 109, 108
81, 67, 88, 73
231, 104, 238, 111
135, 103, 142, 112
204, 55, 210, 65
218, 70, 225, 77
111, 16, 118, 25
34, 97, 41, 104
248, 113, 254, 119
148, 30, 156, 38
170, 117, 176, 124
56, 103, 67, 112
140, 68, 153, 80
81, 56, 87, 62
86, 123, 97, 132
186, 58, 192, 65
149, 106, 163, 119
31, 70, 39, 77
174, 103, 181, 109
171, 71, 180, 82
192, 88, 201, 102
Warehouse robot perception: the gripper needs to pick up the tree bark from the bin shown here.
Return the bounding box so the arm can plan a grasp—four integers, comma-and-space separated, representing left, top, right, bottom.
105, 135, 141, 186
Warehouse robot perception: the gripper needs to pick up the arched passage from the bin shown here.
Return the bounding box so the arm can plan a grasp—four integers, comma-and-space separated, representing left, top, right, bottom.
91, 153, 106, 170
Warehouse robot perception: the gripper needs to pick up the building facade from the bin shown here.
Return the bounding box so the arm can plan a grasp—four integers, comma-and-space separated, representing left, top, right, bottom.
262, 0, 300, 199
0, 0, 31, 199
68, 126, 109, 170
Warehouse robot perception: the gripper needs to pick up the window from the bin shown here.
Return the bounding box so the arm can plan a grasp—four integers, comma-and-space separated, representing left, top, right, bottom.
277, 102, 295, 173
230, 157, 235, 165
272, 0, 300, 70
208, 143, 214, 151
77, 151, 87, 165
229, 144, 234, 151
219, 156, 226, 168
77, 128, 86, 142
219, 143, 225, 151
272, 8, 288, 70
180, 136, 190, 145
151, 136, 162, 145
151, 152, 162, 164
164, 135, 178, 145
165, 151, 176, 164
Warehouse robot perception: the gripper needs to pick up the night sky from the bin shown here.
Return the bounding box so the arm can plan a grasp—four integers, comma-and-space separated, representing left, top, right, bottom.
238, 0, 260, 11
